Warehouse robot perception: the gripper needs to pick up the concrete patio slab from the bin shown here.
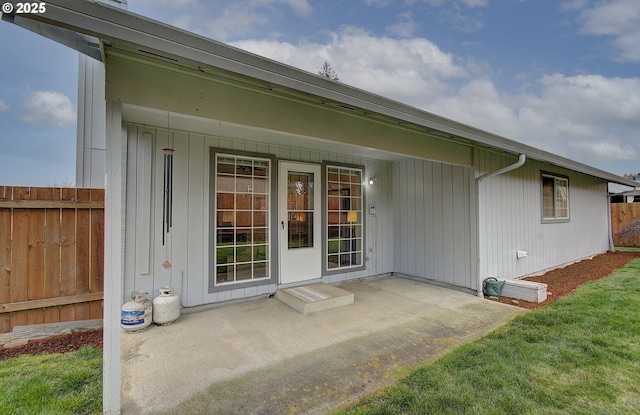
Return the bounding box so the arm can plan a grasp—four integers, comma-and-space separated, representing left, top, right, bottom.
120, 277, 527, 415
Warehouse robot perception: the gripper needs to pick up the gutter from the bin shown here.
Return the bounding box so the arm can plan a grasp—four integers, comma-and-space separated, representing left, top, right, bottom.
475, 153, 527, 297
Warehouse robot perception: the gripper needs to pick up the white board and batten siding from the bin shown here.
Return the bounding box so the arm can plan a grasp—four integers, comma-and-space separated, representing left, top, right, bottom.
123, 124, 394, 307
392, 158, 476, 291
475, 150, 609, 282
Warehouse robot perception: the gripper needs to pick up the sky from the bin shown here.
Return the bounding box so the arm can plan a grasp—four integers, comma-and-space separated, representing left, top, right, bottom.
1, 0, 639, 187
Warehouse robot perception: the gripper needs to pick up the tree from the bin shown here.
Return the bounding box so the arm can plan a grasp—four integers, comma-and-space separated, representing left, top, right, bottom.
318, 60, 339, 81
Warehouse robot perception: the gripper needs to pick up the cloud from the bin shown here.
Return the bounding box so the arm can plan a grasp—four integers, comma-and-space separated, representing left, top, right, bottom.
205, 5, 270, 41
231, 25, 469, 106
535, 73, 640, 123
202, 0, 312, 41
440, 8, 484, 33
387, 12, 418, 38
277, 0, 313, 17
0, 99, 8, 111
137, 0, 196, 7
412, 0, 487, 7
576, 0, 640, 61
570, 141, 637, 161
173, 14, 193, 31
21, 91, 76, 127
230, 24, 639, 168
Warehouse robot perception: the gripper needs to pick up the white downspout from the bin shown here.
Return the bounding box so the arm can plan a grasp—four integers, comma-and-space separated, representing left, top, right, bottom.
475, 153, 526, 297
607, 189, 615, 253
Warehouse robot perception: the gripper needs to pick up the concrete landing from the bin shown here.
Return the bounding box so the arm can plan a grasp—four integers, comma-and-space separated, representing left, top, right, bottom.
276, 283, 354, 314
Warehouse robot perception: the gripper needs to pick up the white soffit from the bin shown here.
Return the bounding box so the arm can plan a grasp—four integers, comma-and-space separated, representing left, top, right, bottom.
121, 104, 404, 162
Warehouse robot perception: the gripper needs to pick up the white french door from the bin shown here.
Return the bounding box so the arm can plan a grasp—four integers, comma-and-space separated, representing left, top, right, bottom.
278, 162, 322, 284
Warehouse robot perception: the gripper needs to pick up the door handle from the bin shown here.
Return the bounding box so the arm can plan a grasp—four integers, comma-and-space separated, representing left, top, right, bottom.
281, 221, 285, 230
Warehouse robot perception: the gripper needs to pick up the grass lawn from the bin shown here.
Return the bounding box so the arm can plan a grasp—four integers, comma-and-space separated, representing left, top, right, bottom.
0, 346, 102, 415
1, 257, 638, 415
337, 258, 640, 414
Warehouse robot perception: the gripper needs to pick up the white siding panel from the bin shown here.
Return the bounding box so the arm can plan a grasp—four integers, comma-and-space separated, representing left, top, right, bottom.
170, 131, 190, 307
392, 159, 474, 289
123, 125, 138, 299
186, 134, 206, 307
476, 149, 609, 281
432, 164, 445, 282
151, 128, 172, 294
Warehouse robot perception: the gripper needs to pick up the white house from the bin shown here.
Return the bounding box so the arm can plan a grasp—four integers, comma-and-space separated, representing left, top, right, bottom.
3, 1, 638, 413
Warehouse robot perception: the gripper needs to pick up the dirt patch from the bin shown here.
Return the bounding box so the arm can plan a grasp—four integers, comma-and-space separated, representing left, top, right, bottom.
615, 220, 640, 248
0, 328, 103, 361
488, 251, 640, 310
2, 251, 639, 360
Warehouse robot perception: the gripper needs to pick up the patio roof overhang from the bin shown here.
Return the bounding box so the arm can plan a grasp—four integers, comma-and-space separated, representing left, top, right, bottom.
2, 0, 638, 188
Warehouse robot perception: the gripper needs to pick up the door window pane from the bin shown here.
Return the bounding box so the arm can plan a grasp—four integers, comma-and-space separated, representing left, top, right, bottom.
287, 172, 315, 249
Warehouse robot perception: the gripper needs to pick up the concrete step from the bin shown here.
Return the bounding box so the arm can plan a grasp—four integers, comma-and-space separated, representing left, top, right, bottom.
276, 283, 354, 314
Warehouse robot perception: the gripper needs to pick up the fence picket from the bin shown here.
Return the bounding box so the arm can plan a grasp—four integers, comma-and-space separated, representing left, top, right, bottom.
0, 187, 11, 333
0, 186, 104, 334
611, 202, 640, 248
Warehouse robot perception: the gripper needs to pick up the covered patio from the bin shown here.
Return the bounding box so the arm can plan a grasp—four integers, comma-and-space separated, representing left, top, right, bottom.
120, 277, 526, 415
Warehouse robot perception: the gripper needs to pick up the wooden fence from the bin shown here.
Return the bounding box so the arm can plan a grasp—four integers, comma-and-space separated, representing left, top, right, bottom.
0, 187, 104, 334
611, 202, 640, 248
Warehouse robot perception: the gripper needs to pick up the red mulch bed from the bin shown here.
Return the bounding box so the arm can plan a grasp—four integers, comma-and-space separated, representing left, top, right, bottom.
488, 250, 640, 309
1, 251, 639, 361
1, 328, 103, 361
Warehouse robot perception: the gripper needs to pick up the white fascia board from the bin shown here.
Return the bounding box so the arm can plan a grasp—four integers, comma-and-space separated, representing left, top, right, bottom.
2, 12, 102, 61
6, 0, 639, 188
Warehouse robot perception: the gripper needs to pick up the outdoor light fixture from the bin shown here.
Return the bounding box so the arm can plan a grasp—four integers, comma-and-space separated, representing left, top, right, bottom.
368, 177, 377, 185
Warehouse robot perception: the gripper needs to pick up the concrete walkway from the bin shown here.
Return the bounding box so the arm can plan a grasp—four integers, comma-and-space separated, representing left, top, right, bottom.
121, 277, 527, 415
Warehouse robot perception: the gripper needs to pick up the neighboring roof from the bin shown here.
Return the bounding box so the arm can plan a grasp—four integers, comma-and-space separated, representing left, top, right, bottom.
610, 183, 640, 196
3, 0, 639, 188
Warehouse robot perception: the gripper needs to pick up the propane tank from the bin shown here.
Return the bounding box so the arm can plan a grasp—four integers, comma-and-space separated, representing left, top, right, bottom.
152, 286, 180, 325
121, 290, 153, 332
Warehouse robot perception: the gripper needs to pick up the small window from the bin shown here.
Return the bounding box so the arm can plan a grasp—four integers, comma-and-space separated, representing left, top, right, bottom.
541, 173, 569, 222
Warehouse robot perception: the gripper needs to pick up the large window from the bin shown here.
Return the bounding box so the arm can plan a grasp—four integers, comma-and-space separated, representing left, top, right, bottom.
326, 165, 364, 271
213, 154, 271, 286
542, 173, 569, 222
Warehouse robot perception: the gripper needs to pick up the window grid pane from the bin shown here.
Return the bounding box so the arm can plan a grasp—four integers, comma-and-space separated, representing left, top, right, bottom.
542, 174, 569, 221
215, 155, 270, 285
287, 172, 315, 249
326, 166, 363, 270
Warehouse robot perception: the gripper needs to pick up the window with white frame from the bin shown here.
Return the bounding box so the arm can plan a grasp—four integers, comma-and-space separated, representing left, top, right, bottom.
326, 165, 364, 271
541, 173, 569, 222
213, 154, 271, 286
